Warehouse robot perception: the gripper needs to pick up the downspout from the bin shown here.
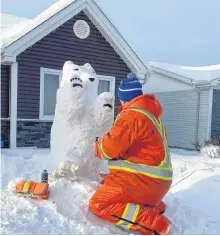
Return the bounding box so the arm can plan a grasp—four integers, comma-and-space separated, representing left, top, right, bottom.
194, 85, 200, 150
139, 68, 151, 85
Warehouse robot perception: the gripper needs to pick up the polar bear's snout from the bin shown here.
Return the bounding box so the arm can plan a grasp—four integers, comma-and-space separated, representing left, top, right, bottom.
70, 77, 83, 88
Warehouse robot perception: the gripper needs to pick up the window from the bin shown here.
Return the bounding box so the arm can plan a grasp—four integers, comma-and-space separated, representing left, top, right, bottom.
97, 75, 115, 95
40, 68, 62, 120
39, 69, 115, 120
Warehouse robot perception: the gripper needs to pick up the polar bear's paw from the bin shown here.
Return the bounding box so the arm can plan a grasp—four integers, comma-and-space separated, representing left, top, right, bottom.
49, 161, 79, 182
94, 92, 114, 134
96, 92, 114, 110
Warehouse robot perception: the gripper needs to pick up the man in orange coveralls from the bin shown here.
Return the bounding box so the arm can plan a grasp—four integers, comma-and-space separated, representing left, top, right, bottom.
89, 72, 173, 235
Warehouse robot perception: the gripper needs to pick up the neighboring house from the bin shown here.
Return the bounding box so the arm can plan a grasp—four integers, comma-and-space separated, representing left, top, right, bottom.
0, 0, 147, 148
142, 62, 220, 150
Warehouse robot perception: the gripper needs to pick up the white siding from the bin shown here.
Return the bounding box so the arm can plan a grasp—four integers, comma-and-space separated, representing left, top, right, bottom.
216, 83, 220, 90
155, 90, 198, 149
198, 88, 212, 145
143, 71, 193, 93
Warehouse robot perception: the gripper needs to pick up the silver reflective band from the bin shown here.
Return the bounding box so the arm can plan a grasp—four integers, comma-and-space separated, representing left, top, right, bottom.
108, 160, 173, 180
116, 204, 140, 229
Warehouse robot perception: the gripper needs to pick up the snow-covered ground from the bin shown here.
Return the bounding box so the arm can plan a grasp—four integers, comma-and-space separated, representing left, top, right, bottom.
1, 148, 220, 235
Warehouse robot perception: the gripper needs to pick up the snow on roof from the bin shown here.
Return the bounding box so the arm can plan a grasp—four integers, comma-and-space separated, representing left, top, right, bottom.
0, 0, 76, 49
0, 13, 31, 32
149, 61, 220, 83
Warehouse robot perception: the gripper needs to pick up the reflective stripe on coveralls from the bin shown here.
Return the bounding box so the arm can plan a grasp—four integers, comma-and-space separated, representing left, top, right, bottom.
98, 142, 113, 160
101, 107, 173, 180
115, 203, 140, 229
97, 112, 123, 160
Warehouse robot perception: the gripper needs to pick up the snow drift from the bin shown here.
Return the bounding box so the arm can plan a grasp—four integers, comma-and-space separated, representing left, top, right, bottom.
1, 148, 220, 235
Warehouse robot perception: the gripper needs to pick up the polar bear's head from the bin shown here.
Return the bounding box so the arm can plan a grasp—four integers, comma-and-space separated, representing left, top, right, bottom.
60, 61, 98, 91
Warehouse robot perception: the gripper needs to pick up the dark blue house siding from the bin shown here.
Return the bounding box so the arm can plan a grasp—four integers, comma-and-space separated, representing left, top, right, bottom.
17, 121, 52, 148
15, 11, 130, 147
1, 65, 10, 148
17, 11, 130, 119
1, 120, 10, 148
1, 65, 10, 118
211, 89, 220, 137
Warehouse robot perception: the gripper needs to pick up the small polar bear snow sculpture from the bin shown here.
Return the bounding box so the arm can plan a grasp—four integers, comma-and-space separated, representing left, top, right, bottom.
50, 61, 114, 182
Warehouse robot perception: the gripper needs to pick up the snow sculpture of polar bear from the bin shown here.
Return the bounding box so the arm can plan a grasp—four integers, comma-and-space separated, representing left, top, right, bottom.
50, 61, 114, 181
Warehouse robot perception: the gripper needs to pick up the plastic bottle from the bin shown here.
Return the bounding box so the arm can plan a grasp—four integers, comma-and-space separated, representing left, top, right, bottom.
41, 170, 48, 183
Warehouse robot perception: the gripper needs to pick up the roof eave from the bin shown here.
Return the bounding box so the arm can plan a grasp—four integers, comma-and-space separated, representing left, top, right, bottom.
149, 65, 193, 85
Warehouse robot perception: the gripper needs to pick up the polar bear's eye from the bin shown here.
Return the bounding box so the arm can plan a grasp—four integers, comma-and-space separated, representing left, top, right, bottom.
73, 68, 79, 71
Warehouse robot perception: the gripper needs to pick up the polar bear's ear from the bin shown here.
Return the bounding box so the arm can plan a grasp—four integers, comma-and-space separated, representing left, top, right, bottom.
60, 61, 74, 88
82, 63, 96, 74
63, 61, 74, 70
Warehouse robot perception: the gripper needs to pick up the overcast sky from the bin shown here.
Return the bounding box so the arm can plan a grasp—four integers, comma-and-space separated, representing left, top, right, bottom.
1, 0, 220, 66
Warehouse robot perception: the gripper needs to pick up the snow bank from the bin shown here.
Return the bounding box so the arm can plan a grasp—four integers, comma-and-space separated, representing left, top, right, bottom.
200, 145, 220, 159
1, 148, 220, 234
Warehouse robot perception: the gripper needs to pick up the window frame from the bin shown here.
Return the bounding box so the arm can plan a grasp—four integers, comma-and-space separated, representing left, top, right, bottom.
39, 67, 62, 121
97, 75, 115, 96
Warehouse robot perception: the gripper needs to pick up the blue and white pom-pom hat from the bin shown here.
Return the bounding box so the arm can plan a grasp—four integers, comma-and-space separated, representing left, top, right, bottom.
118, 72, 143, 102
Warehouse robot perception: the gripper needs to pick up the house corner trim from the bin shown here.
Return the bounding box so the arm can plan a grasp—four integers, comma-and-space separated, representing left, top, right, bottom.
10, 62, 18, 148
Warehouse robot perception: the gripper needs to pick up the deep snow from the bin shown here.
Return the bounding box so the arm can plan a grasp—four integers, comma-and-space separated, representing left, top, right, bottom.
1, 148, 220, 235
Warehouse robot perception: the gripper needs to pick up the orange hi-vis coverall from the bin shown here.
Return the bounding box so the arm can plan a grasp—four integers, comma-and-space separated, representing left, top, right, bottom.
89, 94, 173, 235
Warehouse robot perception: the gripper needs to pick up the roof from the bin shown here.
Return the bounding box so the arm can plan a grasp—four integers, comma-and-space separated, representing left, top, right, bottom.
0, 0, 147, 75
149, 61, 220, 85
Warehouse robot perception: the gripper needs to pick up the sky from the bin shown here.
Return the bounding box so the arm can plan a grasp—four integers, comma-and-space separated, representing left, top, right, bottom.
1, 0, 220, 66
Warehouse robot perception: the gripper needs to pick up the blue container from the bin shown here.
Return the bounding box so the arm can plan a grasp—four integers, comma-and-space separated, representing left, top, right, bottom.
1, 141, 4, 148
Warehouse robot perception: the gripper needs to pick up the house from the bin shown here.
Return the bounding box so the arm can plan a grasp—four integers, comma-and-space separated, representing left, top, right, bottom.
0, 0, 148, 149
142, 62, 220, 150
1, 0, 219, 151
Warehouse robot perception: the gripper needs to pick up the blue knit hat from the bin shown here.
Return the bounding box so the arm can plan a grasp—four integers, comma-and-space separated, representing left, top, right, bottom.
118, 72, 143, 102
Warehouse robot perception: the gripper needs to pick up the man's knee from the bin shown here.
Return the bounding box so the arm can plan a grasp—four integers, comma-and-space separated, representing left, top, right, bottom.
89, 195, 104, 217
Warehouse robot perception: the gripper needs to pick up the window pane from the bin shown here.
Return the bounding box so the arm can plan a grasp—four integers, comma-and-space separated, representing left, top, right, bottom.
44, 73, 59, 116
98, 80, 110, 95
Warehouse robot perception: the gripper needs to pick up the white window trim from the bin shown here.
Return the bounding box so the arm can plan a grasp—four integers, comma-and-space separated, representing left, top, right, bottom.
40, 67, 62, 121
97, 75, 115, 96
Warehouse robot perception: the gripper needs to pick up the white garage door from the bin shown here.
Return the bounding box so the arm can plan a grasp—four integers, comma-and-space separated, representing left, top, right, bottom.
155, 89, 199, 149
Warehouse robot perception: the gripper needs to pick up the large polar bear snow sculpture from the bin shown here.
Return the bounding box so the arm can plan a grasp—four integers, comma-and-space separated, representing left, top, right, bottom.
50, 61, 114, 181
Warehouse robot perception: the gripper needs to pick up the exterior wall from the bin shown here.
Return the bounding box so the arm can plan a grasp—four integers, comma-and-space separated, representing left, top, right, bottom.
143, 71, 193, 93
216, 83, 220, 90
211, 89, 220, 136
17, 121, 52, 148
1, 120, 10, 148
197, 88, 212, 145
16, 11, 130, 119
1, 65, 10, 118
155, 89, 198, 149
